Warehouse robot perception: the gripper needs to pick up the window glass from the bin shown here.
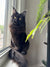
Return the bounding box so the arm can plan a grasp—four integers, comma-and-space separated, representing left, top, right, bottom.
0, 0, 20, 50
0, 0, 6, 50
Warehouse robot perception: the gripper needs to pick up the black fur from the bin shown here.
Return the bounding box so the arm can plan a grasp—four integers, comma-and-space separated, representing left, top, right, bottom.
9, 49, 27, 67
9, 7, 29, 67
9, 7, 29, 55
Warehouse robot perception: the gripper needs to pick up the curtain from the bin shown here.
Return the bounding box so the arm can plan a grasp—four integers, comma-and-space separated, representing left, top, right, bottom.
3, 0, 26, 47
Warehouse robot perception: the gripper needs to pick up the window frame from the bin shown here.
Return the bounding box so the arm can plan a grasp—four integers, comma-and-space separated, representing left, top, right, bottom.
0, 0, 13, 57
0, 0, 26, 56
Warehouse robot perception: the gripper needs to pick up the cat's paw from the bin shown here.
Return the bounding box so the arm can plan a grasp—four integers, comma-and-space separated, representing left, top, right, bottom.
21, 51, 27, 55
9, 50, 14, 59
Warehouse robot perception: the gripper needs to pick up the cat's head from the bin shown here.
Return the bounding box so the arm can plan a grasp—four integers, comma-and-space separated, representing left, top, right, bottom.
11, 7, 26, 26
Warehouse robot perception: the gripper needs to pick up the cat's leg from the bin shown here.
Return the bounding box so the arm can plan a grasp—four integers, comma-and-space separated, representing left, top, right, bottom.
8, 49, 15, 59
19, 32, 29, 55
21, 40, 29, 55
8, 39, 15, 59
9, 39, 18, 59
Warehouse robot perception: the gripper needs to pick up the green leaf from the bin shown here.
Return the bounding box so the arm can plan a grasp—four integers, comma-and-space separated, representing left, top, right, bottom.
25, 29, 35, 42
25, 19, 43, 42
39, 17, 48, 30
40, 18, 50, 33
36, 0, 47, 23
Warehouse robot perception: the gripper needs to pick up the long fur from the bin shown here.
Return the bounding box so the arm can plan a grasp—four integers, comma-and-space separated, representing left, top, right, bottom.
9, 7, 29, 67
9, 48, 27, 67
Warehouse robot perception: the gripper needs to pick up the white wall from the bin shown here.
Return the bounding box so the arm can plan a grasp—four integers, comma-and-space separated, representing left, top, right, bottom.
25, 0, 48, 66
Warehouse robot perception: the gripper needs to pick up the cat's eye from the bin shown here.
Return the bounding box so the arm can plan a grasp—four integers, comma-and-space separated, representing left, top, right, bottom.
19, 18, 21, 20
14, 16, 17, 19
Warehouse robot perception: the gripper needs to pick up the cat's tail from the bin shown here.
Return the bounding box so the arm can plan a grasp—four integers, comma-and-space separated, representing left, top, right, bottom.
9, 49, 27, 67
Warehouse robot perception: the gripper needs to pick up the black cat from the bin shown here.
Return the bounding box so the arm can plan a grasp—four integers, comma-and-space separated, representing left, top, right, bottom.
9, 7, 29, 67
9, 7, 29, 55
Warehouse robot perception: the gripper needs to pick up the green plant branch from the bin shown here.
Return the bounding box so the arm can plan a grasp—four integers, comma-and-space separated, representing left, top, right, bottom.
25, 15, 50, 42
36, 0, 47, 23
40, 18, 50, 33
39, 17, 48, 30
25, 0, 49, 42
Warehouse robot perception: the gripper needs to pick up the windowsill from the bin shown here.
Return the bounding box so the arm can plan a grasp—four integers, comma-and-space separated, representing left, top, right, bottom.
0, 46, 11, 58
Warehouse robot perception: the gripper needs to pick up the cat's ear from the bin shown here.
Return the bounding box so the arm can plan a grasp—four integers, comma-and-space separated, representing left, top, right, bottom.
13, 7, 18, 14
22, 11, 27, 16
13, 7, 16, 14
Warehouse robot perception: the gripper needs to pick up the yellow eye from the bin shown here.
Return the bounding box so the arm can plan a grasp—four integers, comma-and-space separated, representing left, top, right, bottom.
19, 18, 21, 20
14, 17, 16, 19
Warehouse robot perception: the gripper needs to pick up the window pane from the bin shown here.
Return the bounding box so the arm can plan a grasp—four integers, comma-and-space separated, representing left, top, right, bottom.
0, 0, 6, 50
